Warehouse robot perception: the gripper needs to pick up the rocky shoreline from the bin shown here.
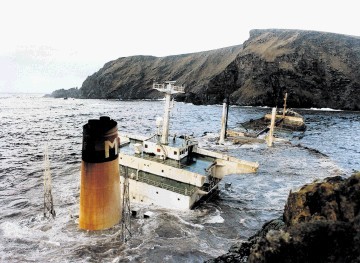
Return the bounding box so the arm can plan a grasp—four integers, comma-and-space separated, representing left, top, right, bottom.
207, 173, 360, 262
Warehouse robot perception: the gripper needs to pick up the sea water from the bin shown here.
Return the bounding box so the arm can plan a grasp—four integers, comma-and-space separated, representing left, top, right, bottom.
0, 94, 359, 262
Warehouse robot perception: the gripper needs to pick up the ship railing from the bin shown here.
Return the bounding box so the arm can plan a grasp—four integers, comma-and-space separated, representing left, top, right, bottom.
153, 82, 185, 93
153, 83, 165, 90
172, 86, 185, 93
137, 175, 196, 196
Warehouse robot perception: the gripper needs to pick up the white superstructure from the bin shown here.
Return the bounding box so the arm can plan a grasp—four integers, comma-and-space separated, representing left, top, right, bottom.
153, 81, 185, 145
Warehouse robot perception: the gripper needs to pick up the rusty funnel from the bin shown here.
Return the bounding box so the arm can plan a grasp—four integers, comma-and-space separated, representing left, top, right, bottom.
79, 116, 121, 230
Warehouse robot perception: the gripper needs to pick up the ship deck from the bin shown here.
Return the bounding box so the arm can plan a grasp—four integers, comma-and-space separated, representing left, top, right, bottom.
119, 137, 215, 176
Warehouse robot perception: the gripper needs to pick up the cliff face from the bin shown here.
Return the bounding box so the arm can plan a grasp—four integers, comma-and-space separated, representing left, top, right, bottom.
206, 29, 360, 110
79, 45, 243, 101
55, 29, 360, 110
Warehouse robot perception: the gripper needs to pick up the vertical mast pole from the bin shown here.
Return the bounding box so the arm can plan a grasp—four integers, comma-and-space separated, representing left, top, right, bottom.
153, 81, 185, 145
43, 142, 56, 218
219, 100, 227, 144
267, 107, 276, 147
161, 84, 171, 144
224, 96, 230, 139
282, 92, 288, 119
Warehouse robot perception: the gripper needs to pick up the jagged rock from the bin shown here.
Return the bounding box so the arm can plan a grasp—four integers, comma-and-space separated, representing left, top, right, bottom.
284, 174, 360, 225
207, 173, 360, 263
51, 29, 360, 110
206, 218, 285, 263
248, 221, 358, 263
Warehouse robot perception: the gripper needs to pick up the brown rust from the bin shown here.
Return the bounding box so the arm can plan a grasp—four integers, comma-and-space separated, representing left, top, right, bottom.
79, 116, 121, 230
79, 159, 121, 230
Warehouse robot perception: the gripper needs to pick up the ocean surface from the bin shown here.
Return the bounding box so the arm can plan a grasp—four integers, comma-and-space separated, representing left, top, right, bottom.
0, 93, 359, 262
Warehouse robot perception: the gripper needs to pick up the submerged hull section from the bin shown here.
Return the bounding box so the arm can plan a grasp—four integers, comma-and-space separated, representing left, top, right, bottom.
121, 177, 199, 210
241, 110, 306, 132
264, 113, 305, 130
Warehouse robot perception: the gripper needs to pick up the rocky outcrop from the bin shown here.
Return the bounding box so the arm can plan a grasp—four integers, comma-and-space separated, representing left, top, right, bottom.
46, 87, 80, 98
208, 218, 285, 263
205, 29, 360, 110
207, 173, 360, 262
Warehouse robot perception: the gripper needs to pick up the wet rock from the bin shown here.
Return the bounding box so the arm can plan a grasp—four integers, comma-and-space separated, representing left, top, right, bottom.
207, 173, 360, 263
248, 221, 358, 263
284, 174, 360, 225
206, 218, 285, 263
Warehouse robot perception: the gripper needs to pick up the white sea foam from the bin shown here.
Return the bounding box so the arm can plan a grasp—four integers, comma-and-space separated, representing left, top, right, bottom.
309, 107, 342, 111
205, 214, 224, 224
240, 143, 262, 149
203, 208, 225, 224
0, 221, 35, 240
172, 213, 204, 229
44, 240, 61, 246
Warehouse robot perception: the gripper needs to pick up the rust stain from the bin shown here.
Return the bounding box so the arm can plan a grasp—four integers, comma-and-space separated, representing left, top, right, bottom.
79, 159, 121, 230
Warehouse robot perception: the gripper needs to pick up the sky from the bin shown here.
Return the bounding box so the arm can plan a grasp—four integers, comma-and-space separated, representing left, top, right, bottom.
0, 0, 359, 94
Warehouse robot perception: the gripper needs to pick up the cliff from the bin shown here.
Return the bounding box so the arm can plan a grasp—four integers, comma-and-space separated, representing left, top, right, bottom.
78, 45, 243, 102
51, 29, 360, 110
206, 29, 360, 110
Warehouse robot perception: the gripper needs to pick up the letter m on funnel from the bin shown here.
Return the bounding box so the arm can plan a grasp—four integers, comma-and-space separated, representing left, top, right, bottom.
104, 138, 118, 158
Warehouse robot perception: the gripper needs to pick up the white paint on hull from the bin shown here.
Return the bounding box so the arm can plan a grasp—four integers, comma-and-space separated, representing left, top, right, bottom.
121, 177, 200, 210
119, 153, 206, 187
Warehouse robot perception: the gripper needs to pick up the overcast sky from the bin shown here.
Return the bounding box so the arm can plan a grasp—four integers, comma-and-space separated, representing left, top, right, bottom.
0, 0, 359, 94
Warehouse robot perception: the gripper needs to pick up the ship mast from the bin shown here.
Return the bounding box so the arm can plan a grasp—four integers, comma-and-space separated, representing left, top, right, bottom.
153, 81, 185, 145
121, 166, 131, 242
43, 142, 56, 218
219, 97, 230, 144
282, 92, 288, 119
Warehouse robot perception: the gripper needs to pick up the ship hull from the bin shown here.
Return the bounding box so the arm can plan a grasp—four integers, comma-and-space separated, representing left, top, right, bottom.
121, 177, 201, 210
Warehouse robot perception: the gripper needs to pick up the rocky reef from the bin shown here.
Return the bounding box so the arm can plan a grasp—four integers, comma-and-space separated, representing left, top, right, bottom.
50, 29, 360, 110
207, 172, 360, 262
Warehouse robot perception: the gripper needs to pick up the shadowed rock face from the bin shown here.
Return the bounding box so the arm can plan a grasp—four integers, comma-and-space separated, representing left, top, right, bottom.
51, 29, 360, 110
206, 29, 360, 110
78, 45, 243, 101
207, 173, 360, 263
